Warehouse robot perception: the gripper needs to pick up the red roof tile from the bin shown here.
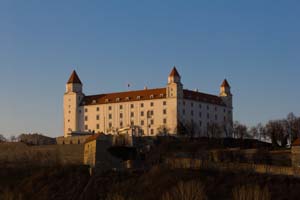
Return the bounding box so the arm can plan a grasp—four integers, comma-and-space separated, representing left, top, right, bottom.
221, 79, 230, 88
67, 70, 82, 84
169, 67, 181, 77
183, 90, 226, 106
81, 88, 166, 106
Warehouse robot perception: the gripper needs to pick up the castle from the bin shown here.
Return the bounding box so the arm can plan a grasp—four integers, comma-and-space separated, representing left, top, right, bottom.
63, 67, 233, 137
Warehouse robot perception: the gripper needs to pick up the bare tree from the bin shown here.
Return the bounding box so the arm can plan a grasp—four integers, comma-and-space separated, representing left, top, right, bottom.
157, 125, 171, 136
0, 134, 6, 142
233, 121, 248, 140
249, 126, 259, 139
186, 121, 198, 138
207, 123, 222, 138
266, 120, 287, 147
176, 120, 188, 136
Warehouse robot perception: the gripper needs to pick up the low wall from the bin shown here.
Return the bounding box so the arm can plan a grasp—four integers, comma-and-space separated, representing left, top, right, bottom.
165, 158, 300, 177
0, 143, 84, 167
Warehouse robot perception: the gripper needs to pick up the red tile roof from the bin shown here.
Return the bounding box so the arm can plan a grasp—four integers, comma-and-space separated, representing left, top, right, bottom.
169, 67, 181, 77
183, 89, 226, 106
292, 138, 300, 146
221, 79, 230, 88
81, 88, 167, 106
67, 70, 82, 84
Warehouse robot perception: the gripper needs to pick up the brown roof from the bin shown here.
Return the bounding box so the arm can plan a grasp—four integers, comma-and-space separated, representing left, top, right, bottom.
67, 70, 82, 84
81, 88, 167, 106
292, 138, 300, 146
169, 67, 181, 77
85, 133, 103, 143
221, 79, 230, 88
183, 89, 226, 106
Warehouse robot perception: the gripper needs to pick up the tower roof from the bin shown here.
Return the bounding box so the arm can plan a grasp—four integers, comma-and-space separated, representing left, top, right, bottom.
169, 66, 181, 77
221, 79, 230, 88
67, 70, 82, 84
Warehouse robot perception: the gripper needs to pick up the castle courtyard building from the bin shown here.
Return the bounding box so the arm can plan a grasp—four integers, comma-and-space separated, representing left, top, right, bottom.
64, 67, 233, 137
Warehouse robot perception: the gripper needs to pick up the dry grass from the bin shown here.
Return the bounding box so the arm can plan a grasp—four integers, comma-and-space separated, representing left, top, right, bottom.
232, 185, 270, 200
161, 180, 207, 200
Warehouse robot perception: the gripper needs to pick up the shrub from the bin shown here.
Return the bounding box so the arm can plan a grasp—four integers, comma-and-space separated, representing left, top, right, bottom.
161, 180, 207, 200
232, 184, 270, 200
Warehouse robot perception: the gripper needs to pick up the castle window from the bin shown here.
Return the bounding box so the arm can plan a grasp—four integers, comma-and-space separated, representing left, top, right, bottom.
199, 121, 202, 127
163, 118, 167, 124
120, 105, 123, 110
131, 104, 134, 109
109, 114, 112, 119
163, 109, 167, 115
183, 110, 186, 115
109, 106, 112, 111
224, 116, 226, 122
96, 115, 100, 120
131, 121, 134, 126
131, 112, 134, 118
150, 110, 154, 115
191, 102, 194, 107
207, 105, 209, 110
85, 125, 88, 130
141, 120, 144, 126
96, 124, 100, 129
224, 109, 226, 113
199, 104, 202, 109
215, 115, 218, 120
141, 111, 144, 117
120, 113, 123, 118
191, 111, 194, 116
183, 101, 186, 106
199, 112, 202, 117
151, 120, 154, 125
163, 101, 167, 106
207, 114, 210, 119
120, 121, 123, 127
109, 123, 112, 128
151, 129, 154, 135
96, 107, 100, 111
85, 116, 88, 121
150, 102, 154, 107
85, 108, 88, 112
215, 107, 217, 111
141, 103, 144, 108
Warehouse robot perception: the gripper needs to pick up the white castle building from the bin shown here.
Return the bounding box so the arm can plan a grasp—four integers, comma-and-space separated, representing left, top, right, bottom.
63, 67, 233, 137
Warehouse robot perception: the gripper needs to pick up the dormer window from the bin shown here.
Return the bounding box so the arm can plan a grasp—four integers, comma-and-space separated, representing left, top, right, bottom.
92, 100, 97, 104
160, 94, 164, 98
150, 95, 154, 99
105, 99, 109, 103
137, 96, 141, 100
116, 98, 120, 102
125, 97, 130, 101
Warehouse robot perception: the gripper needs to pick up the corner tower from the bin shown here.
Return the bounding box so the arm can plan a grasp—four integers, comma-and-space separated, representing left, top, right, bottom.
167, 66, 183, 98
220, 79, 232, 108
64, 70, 84, 137
166, 67, 183, 134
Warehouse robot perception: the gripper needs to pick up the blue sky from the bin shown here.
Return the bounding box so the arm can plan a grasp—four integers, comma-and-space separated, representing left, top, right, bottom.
0, 0, 299, 137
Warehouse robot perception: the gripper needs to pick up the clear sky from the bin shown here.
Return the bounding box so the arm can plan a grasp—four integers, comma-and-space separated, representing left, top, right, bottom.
0, 0, 299, 137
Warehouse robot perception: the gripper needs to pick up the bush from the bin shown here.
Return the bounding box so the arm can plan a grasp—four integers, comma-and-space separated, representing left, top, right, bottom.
161, 180, 207, 200
232, 184, 270, 200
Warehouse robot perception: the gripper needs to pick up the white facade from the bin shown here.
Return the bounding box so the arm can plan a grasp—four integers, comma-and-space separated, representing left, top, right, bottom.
63, 68, 233, 138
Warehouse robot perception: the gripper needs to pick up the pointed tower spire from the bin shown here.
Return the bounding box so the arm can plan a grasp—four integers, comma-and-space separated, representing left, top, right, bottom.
169, 66, 181, 78
221, 79, 230, 88
67, 70, 82, 84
